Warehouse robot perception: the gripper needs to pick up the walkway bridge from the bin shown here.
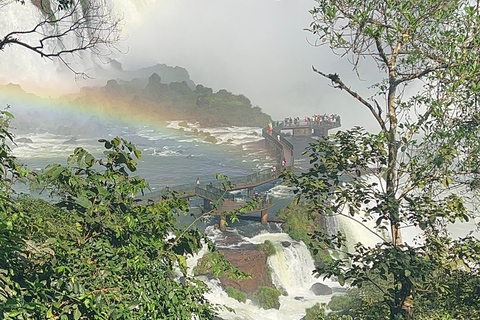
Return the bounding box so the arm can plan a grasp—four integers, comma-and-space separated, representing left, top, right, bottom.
141, 166, 283, 230
142, 117, 341, 230
262, 119, 341, 169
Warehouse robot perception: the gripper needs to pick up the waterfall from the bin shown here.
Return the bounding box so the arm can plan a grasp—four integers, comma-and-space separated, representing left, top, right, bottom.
1, 0, 94, 93
192, 229, 340, 320
326, 174, 429, 249
267, 239, 317, 295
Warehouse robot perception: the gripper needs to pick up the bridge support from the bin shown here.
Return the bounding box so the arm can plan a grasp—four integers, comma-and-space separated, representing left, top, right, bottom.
261, 209, 268, 225
203, 198, 212, 212
313, 127, 328, 137
247, 187, 254, 198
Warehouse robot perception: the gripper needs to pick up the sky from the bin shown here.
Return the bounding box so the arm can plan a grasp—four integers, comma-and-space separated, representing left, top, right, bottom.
0, 0, 382, 132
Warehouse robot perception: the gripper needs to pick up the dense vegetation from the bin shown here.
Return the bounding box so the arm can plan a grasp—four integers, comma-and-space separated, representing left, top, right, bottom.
72, 73, 272, 128
277, 203, 333, 268
252, 286, 281, 310
284, 1, 480, 319
0, 110, 237, 319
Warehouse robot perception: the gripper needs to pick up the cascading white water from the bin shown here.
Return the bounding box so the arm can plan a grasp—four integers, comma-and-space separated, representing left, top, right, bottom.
324, 174, 390, 250
329, 174, 433, 249
267, 237, 317, 295
192, 228, 341, 320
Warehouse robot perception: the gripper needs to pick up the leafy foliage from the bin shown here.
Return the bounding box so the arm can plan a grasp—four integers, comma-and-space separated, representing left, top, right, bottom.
225, 286, 247, 304
252, 286, 281, 310
277, 202, 333, 267
255, 240, 276, 257
0, 127, 225, 319
287, 1, 480, 319
194, 251, 251, 280
77, 76, 272, 128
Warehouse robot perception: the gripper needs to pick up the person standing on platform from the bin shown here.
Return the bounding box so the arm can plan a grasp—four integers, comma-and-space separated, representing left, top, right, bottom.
196, 177, 200, 187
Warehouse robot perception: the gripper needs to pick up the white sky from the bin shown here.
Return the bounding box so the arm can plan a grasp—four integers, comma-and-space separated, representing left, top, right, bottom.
0, 0, 384, 131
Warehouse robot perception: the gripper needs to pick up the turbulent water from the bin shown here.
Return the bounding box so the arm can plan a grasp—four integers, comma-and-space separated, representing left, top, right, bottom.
8, 113, 344, 319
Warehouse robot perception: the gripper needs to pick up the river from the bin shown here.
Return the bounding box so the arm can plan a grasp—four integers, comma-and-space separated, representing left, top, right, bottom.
3, 98, 344, 319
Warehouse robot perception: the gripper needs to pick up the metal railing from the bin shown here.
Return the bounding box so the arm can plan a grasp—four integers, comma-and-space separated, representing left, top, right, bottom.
262, 127, 294, 151
140, 166, 281, 202
194, 186, 235, 201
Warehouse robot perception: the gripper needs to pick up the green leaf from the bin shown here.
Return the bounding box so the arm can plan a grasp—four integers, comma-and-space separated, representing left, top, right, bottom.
73, 306, 81, 320
134, 149, 142, 160
74, 196, 92, 209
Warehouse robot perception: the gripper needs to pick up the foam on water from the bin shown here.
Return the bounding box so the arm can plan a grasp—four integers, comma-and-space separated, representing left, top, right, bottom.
200, 230, 342, 320
268, 185, 294, 200
166, 121, 264, 146
11, 133, 102, 161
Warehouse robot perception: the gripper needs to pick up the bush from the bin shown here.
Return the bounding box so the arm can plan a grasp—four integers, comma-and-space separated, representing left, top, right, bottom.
304, 302, 354, 320
328, 295, 352, 312
255, 240, 276, 257
194, 251, 249, 279
226, 286, 247, 303
0, 133, 218, 319
277, 202, 333, 267
305, 303, 327, 320
253, 286, 281, 310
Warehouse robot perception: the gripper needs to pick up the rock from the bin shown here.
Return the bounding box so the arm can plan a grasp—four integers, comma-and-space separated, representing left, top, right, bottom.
204, 135, 217, 144
16, 137, 33, 143
218, 248, 272, 295
310, 282, 333, 295
281, 241, 291, 248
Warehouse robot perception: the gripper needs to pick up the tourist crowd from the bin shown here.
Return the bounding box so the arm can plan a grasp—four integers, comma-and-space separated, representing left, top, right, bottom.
279, 114, 341, 126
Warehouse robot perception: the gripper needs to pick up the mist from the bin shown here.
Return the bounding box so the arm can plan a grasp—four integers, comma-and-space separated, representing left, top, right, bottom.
0, 0, 385, 132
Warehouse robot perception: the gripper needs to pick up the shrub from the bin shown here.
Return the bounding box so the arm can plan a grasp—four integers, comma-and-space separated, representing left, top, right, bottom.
255, 240, 276, 257
277, 202, 333, 267
226, 286, 247, 303
305, 303, 327, 320
253, 286, 281, 310
328, 295, 352, 312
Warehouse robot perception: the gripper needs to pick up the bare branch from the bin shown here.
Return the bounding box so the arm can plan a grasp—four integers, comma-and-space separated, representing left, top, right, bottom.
312, 65, 387, 132
0, 0, 122, 77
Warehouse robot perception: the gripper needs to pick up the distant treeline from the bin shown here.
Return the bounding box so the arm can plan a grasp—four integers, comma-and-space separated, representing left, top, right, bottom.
76, 73, 272, 127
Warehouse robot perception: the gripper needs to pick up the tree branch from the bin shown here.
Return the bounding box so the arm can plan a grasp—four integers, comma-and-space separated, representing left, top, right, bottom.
312, 65, 387, 132
0, 0, 122, 77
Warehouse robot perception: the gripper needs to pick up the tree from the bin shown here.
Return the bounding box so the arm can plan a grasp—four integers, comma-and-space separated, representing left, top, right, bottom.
287, 1, 480, 319
0, 109, 252, 318
0, 0, 121, 76
0, 129, 216, 318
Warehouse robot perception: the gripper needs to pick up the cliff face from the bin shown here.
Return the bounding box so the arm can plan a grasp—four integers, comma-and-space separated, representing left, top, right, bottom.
218, 248, 272, 295
196, 248, 273, 295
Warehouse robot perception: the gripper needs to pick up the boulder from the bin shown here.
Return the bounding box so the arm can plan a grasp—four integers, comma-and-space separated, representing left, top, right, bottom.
16, 137, 33, 143
218, 248, 272, 295
310, 282, 332, 296
281, 241, 291, 248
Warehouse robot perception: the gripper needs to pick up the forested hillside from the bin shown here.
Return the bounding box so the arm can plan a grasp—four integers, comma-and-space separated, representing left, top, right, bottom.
74, 72, 272, 127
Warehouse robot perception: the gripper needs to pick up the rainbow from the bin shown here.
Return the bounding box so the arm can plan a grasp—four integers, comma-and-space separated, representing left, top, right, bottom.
0, 82, 173, 129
